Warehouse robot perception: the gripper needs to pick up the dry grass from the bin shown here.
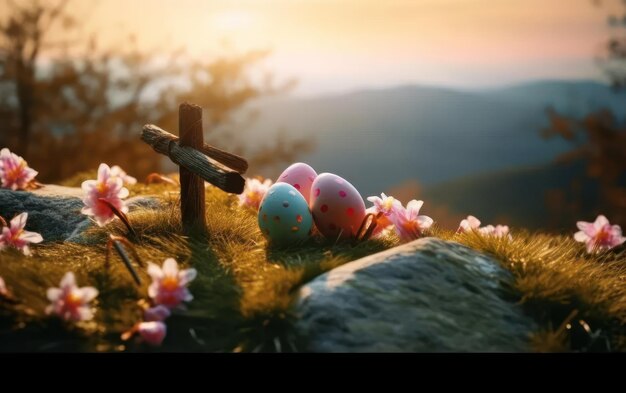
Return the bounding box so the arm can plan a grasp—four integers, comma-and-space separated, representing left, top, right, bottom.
0, 181, 396, 352
435, 227, 626, 352
1, 178, 625, 352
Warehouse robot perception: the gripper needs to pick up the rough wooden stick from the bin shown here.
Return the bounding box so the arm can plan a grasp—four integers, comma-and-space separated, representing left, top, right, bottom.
112, 240, 142, 285
141, 125, 248, 174
196, 143, 248, 175
141, 124, 245, 194
179, 103, 207, 236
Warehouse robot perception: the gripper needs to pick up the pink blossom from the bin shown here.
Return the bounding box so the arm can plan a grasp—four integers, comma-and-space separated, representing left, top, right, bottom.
239, 178, 273, 210
110, 165, 137, 185
367, 193, 402, 220
0, 212, 43, 256
137, 321, 167, 346
147, 258, 197, 309
574, 215, 626, 254
144, 305, 171, 322
0, 148, 38, 190
46, 272, 99, 322
457, 215, 482, 233
390, 200, 434, 243
0, 277, 7, 297
81, 163, 129, 226
366, 193, 403, 235
457, 215, 512, 239
479, 224, 512, 239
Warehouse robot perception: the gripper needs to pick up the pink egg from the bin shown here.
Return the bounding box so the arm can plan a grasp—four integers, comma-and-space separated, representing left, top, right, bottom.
310, 173, 366, 240
276, 162, 318, 204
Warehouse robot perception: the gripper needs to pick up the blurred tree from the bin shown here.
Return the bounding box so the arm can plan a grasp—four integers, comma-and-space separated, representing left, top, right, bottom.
542, 0, 626, 227
601, 0, 626, 89
0, 0, 310, 182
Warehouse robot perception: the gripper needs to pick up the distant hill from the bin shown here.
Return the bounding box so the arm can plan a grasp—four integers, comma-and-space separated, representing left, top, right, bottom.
420, 160, 603, 232
480, 80, 626, 116
242, 80, 626, 199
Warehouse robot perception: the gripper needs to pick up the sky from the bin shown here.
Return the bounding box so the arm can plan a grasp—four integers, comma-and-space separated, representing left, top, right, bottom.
48, 0, 621, 95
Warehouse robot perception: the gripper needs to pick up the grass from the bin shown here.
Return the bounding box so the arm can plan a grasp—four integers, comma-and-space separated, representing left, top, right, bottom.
0, 178, 396, 352
1, 175, 625, 352
436, 228, 626, 352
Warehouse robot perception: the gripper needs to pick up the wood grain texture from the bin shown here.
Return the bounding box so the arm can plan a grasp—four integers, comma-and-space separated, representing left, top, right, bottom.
179, 102, 207, 236
141, 124, 246, 194
140, 126, 248, 174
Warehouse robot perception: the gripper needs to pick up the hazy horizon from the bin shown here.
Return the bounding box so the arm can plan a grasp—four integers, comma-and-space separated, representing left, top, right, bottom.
3, 0, 618, 96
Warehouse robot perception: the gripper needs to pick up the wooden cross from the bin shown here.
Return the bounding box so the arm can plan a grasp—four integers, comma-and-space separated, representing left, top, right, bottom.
141, 102, 247, 236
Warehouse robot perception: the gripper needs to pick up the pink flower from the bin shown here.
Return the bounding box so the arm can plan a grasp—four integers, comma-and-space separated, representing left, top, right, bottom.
81, 163, 129, 226
110, 165, 137, 185
0, 148, 38, 190
574, 215, 626, 254
144, 305, 171, 322
46, 272, 99, 322
239, 178, 273, 210
457, 215, 482, 233
479, 224, 512, 239
137, 321, 167, 346
367, 193, 403, 234
0, 277, 7, 297
0, 212, 43, 256
390, 200, 433, 242
457, 215, 512, 239
367, 193, 402, 219
147, 258, 197, 309
488, 225, 511, 238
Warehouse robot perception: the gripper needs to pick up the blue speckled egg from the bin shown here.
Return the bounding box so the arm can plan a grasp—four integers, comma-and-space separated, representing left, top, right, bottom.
258, 183, 313, 246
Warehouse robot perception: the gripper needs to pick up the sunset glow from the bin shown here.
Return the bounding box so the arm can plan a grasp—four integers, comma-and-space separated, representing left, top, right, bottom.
4, 0, 617, 93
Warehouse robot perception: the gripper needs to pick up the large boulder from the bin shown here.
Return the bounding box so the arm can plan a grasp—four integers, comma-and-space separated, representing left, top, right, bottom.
293, 238, 537, 352
0, 185, 161, 243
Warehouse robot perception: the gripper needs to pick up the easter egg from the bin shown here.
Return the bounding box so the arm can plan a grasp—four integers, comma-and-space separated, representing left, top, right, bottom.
276, 162, 318, 204
310, 173, 366, 240
258, 183, 313, 246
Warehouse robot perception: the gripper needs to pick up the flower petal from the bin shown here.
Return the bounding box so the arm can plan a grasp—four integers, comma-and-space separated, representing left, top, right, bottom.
118, 187, 129, 199
77, 307, 94, 321
47, 288, 62, 302
20, 230, 43, 243
466, 215, 481, 229
10, 212, 28, 231
147, 263, 163, 280
60, 272, 76, 289
80, 287, 99, 302
594, 215, 610, 230
144, 305, 171, 322
81, 180, 97, 192
21, 245, 32, 256
417, 215, 434, 229
138, 321, 167, 346
178, 268, 197, 286
162, 258, 179, 276
97, 163, 111, 182
366, 196, 382, 204
406, 200, 424, 215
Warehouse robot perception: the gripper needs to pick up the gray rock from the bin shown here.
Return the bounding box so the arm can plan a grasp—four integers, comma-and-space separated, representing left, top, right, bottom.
293, 238, 537, 352
0, 185, 162, 243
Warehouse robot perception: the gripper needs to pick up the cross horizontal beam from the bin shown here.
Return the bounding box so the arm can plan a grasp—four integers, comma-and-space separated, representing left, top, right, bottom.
141, 124, 245, 194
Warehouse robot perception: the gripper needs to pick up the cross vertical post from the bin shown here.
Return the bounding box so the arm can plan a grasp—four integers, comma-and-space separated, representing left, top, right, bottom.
179, 102, 207, 236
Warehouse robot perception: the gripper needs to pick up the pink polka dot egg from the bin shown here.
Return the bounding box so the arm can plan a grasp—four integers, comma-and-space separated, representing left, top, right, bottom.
276, 162, 318, 204
310, 173, 366, 240
258, 183, 313, 246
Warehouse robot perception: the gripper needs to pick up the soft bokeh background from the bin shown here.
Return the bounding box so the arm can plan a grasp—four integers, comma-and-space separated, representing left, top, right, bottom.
1, 0, 625, 231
